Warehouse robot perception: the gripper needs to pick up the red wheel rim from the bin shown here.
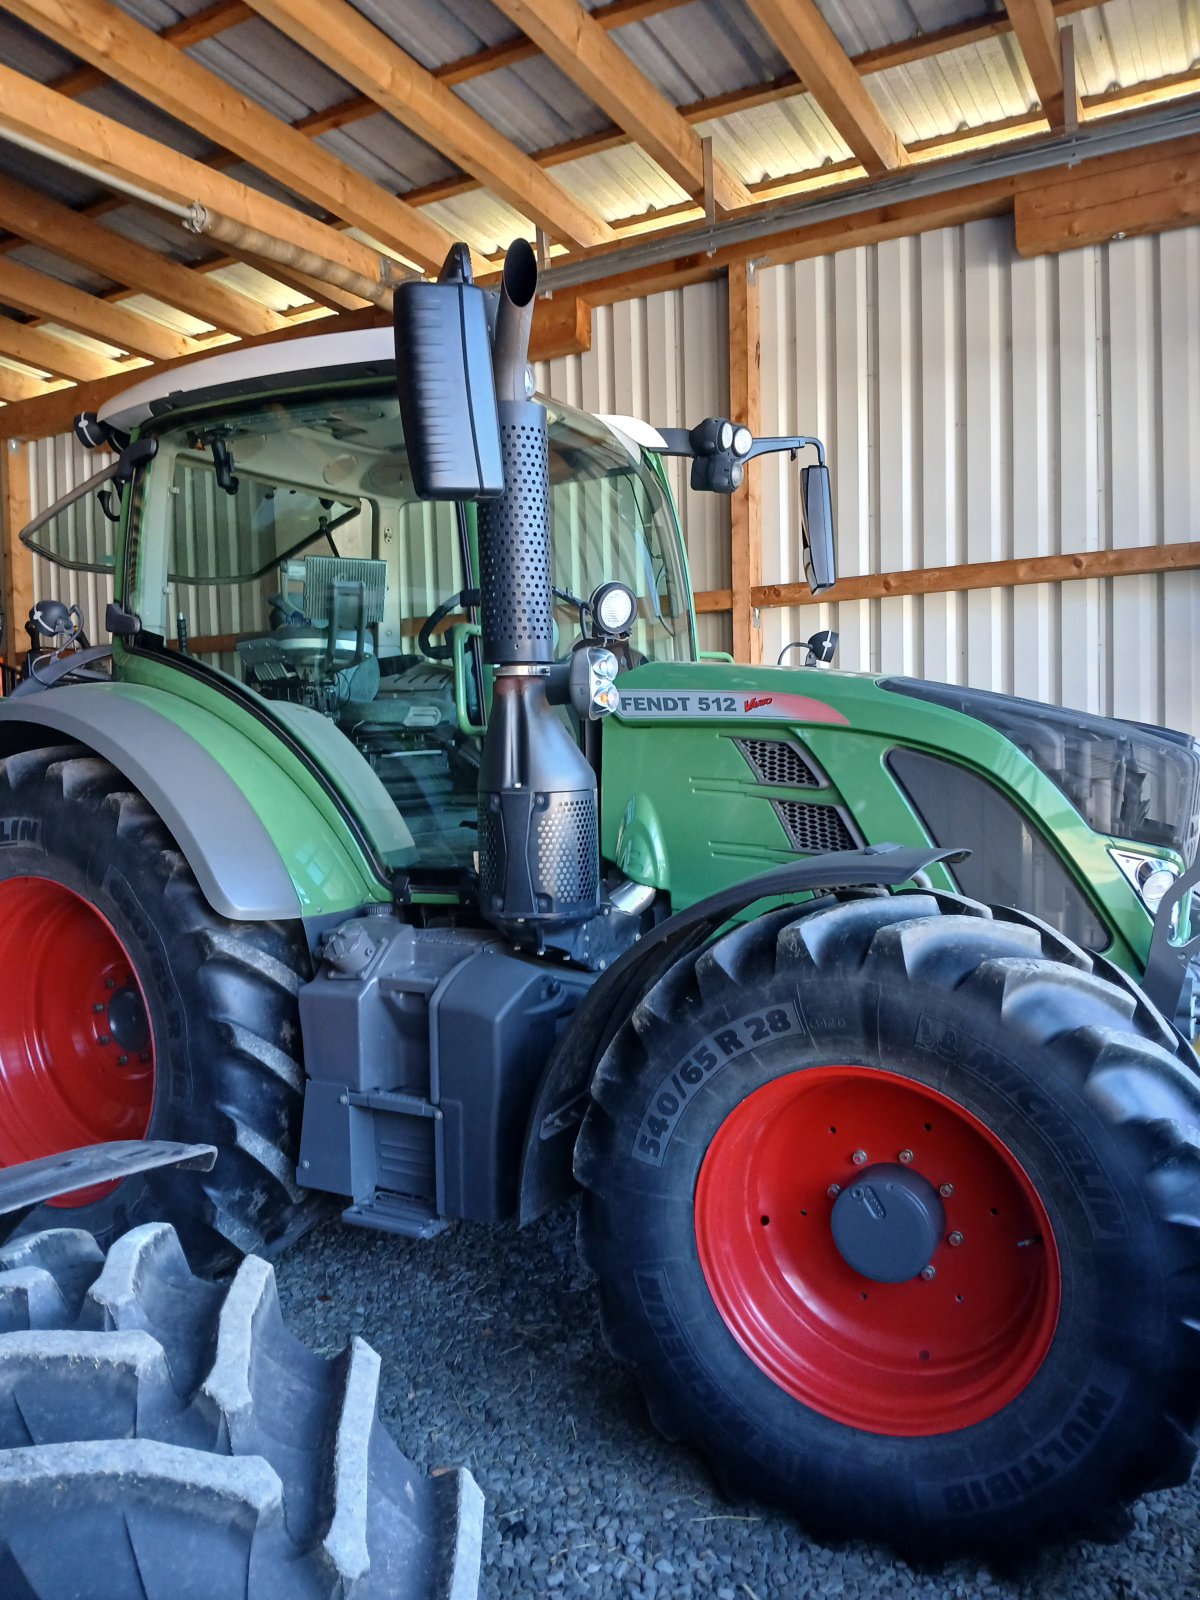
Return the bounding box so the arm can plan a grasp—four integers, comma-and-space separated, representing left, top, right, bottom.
0, 877, 155, 1207
695, 1066, 1061, 1435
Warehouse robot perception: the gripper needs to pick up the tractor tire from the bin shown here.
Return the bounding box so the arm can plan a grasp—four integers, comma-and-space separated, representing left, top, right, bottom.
0, 1222, 483, 1599
575, 891, 1200, 1561
0, 746, 324, 1272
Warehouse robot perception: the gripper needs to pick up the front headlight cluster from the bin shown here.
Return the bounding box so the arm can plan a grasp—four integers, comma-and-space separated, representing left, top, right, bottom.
1110, 849, 1181, 915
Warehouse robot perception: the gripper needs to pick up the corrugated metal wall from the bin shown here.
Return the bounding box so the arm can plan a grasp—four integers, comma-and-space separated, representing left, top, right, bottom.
3, 436, 117, 652
757, 216, 1200, 734
535, 279, 733, 657
10, 218, 1198, 733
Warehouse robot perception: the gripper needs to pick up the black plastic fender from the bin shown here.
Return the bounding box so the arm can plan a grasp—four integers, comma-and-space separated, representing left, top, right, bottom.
0, 684, 302, 920
516, 844, 964, 1223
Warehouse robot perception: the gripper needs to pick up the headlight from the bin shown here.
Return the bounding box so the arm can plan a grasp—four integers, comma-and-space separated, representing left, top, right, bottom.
732, 425, 753, 457
1111, 848, 1181, 914
590, 581, 638, 638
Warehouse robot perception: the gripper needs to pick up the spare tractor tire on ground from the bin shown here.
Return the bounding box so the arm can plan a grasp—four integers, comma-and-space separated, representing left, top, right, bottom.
576, 890, 1200, 1563
0, 746, 325, 1272
0, 1222, 483, 1599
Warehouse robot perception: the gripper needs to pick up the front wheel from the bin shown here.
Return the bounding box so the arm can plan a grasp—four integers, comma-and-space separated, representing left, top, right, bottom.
575, 892, 1200, 1560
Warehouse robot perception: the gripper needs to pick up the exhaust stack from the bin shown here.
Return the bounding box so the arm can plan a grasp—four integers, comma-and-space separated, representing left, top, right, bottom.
475, 244, 600, 942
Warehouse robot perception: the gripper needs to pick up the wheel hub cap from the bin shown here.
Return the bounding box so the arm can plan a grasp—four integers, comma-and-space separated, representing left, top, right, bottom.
830, 1163, 944, 1283
694, 1064, 1062, 1435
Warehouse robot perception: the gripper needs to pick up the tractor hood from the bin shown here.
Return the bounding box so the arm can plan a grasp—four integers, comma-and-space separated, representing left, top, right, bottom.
882, 676, 1200, 866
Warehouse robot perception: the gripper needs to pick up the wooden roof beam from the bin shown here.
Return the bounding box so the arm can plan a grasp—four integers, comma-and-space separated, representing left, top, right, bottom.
0, 366, 63, 404
0, 175, 286, 339
0, 259, 202, 361
1003, 0, 1082, 131
1, 0, 464, 274
741, 0, 909, 174
239, 0, 614, 249
486, 0, 753, 210
0, 319, 126, 382
0, 65, 392, 285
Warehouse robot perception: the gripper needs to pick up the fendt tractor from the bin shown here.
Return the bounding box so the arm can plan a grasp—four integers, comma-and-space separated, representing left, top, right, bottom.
2, 238, 1199, 1564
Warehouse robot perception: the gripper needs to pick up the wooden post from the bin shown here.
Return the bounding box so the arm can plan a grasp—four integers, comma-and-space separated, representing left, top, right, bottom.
728, 259, 762, 663
1, 440, 33, 668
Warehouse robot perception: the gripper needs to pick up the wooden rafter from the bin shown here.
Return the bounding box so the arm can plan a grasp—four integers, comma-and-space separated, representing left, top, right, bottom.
0, 65, 391, 285
0, 319, 126, 383
0, 259, 201, 362
390, 0, 1111, 211
0, 367, 58, 404
0, 291, 593, 438
0, 176, 286, 339
0, 0, 463, 274
741, 0, 908, 174
487, 0, 752, 210
1003, 0, 1081, 131
239, 0, 613, 250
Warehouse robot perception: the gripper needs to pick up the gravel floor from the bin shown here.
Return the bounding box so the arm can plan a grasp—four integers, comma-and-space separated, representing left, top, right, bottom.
274, 1202, 1199, 1600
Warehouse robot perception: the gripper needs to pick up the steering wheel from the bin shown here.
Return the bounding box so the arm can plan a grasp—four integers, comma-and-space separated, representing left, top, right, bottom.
419, 588, 480, 661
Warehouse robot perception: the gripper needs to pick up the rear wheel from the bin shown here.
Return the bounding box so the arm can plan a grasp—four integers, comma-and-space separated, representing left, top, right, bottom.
0, 746, 324, 1270
576, 892, 1200, 1559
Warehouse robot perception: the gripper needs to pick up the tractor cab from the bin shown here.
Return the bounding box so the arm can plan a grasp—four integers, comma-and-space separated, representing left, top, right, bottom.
21, 345, 695, 870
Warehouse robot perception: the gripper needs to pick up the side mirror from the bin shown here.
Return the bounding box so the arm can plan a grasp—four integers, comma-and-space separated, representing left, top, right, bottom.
392, 247, 503, 500
801, 463, 836, 596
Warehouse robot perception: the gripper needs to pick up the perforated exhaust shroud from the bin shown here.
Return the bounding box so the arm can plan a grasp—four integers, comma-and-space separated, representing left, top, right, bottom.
476, 398, 600, 936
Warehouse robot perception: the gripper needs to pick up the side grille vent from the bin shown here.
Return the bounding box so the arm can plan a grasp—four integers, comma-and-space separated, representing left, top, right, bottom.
772, 801, 857, 855
735, 738, 823, 788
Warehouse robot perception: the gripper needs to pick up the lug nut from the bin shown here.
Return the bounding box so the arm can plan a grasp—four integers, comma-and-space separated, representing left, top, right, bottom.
939, 1183, 954, 1198
851, 1149, 868, 1166
92, 1003, 105, 1014
898, 1148, 914, 1164
920, 1265, 937, 1280
827, 1184, 841, 1199
105, 978, 116, 989
97, 1034, 111, 1047
948, 1231, 964, 1247
117, 1055, 129, 1066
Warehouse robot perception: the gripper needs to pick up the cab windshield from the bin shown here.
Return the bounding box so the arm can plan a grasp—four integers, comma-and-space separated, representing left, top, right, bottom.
131, 389, 691, 668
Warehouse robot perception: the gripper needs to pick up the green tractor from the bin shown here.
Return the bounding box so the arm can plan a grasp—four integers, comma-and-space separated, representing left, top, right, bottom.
2, 239, 1198, 1561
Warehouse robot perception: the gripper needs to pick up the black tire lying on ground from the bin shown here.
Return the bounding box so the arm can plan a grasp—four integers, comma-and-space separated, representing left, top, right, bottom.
0, 1223, 483, 1599
576, 890, 1200, 1563
0, 746, 326, 1272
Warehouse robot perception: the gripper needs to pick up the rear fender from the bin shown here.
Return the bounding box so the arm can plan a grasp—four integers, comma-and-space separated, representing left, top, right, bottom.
0, 683, 388, 921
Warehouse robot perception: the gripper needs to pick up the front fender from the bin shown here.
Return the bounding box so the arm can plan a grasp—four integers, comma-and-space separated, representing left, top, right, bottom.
517, 844, 962, 1223
0, 683, 388, 921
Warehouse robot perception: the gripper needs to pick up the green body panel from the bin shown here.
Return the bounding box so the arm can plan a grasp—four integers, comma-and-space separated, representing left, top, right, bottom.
114, 649, 394, 915
602, 659, 1155, 976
